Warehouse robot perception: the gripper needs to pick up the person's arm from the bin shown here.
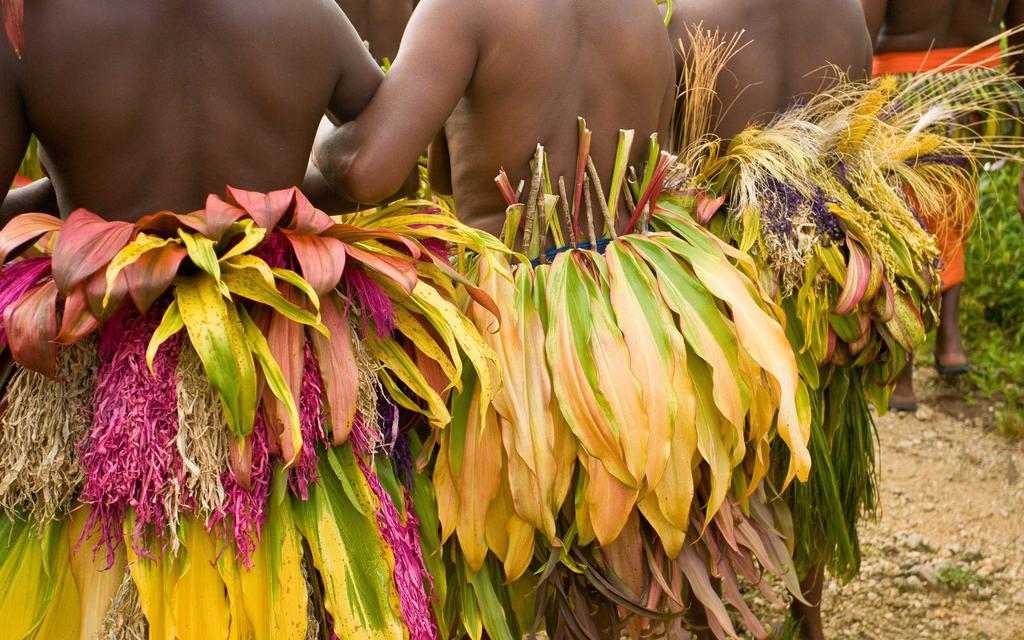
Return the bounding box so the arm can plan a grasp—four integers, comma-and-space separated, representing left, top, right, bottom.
323, 5, 386, 126
314, 0, 479, 204
2, 177, 59, 219
0, 57, 31, 227
860, 0, 888, 46
427, 128, 453, 196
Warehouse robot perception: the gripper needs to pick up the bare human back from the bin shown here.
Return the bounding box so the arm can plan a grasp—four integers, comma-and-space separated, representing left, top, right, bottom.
864, 0, 1024, 51
0, 0, 384, 224
334, 0, 415, 62
666, 0, 873, 140
315, 0, 677, 238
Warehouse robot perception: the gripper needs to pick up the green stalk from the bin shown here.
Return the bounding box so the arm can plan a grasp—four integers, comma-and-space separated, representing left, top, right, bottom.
606, 129, 635, 228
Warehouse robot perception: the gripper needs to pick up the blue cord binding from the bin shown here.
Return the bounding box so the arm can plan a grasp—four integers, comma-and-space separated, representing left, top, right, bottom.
529, 238, 613, 267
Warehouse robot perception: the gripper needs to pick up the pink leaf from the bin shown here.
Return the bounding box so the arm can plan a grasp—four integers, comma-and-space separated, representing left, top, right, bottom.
4, 279, 58, 377
227, 186, 295, 230
56, 286, 101, 344
832, 235, 871, 315
133, 210, 206, 236
0, 213, 62, 262
344, 244, 418, 293
310, 292, 359, 445
51, 209, 133, 295
284, 233, 347, 295
289, 189, 335, 235
124, 244, 187, 313
229, 434, 254, 492
695, 193, 727, 225
202, 194, 248, 241
85, 269, 127, 322
264, 289, 305, 464
2, 0, 24, 57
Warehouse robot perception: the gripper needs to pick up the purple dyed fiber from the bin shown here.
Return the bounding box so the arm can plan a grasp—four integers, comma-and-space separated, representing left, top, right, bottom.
359, 458, 438, 640
390, 432, 415, 489
914, 153, 970, 168
834, 157, 852, 189
80, 307, 183, 565
289, 342, 328, 500
760, 176, 800, 242
208, 412, 271, 569
762, 178, 846, 245
809, 186, 844, 244
377, 396, 401, 453
343, 267, 395, 338
0, 257, 52, 347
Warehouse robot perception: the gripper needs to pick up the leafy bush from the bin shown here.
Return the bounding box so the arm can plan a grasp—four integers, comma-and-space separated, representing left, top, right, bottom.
962, 164, 1024, 434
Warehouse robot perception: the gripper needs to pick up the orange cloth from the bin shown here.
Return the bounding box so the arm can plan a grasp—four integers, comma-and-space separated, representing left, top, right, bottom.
874, 46, 999, 290
938, 234, 966, 291
872, 45, 1003, 78
903, 184, 974, 292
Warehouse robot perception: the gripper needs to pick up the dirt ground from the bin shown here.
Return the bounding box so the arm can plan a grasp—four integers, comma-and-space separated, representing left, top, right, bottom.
821, 368, 1024, 639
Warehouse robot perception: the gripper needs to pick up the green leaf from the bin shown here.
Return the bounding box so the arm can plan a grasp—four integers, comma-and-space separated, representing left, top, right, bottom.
221, 263, 326, 334
218, 219, 267, 262
146, 300, 185, 374
272, 268, 322, 312
372, 337, 450, 428
104, 233, 180, 307
178, 230, 226, 294
291, 448, 405, 639
175, 274, 258, 437
237, 307, 302, 465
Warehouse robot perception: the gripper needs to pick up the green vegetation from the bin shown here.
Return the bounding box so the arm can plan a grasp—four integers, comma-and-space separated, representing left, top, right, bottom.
937, 565, 983, 590
962, 164, 1024, 437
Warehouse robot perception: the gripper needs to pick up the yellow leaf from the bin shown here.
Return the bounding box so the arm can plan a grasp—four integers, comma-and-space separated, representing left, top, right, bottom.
126, 518, 177, 640
175, 274, 258, 437
69, 508, 125, 640
238, 469, 308, 640
173, 520, 231, 640
104, 233, 180, 307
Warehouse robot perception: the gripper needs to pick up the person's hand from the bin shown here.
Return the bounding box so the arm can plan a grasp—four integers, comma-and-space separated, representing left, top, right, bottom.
1017, 166, 1024, 225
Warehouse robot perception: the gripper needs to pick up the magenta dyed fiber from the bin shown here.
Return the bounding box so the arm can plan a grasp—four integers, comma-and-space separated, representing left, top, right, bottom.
288, 343, 328, 500
343, 267, 395, 337
359, 458, 438, 640
208, 411, 271, 569
419, 238, 451, 263
0, 257, 52, 347
410, 220, 452, 264
80, 307, 183, 565
251, 230, 293, 270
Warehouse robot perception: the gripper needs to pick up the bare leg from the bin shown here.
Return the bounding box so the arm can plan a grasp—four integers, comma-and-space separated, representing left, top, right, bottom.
790, 563, 826, 640
888, 356, 917, 412
935, 285, 968, 371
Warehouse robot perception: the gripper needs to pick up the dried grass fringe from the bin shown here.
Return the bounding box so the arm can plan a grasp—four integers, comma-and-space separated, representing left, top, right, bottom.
99, 569, 148, 640
175, 344, 229, 519
353, 330, 384, 453
302, 555, 321, 640
0, 338, 98, 524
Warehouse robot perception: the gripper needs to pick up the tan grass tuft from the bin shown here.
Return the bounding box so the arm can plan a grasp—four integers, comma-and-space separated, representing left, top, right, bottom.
100, 569, 148, 640
0, 338, 98, 524
175, 344, 229, 519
